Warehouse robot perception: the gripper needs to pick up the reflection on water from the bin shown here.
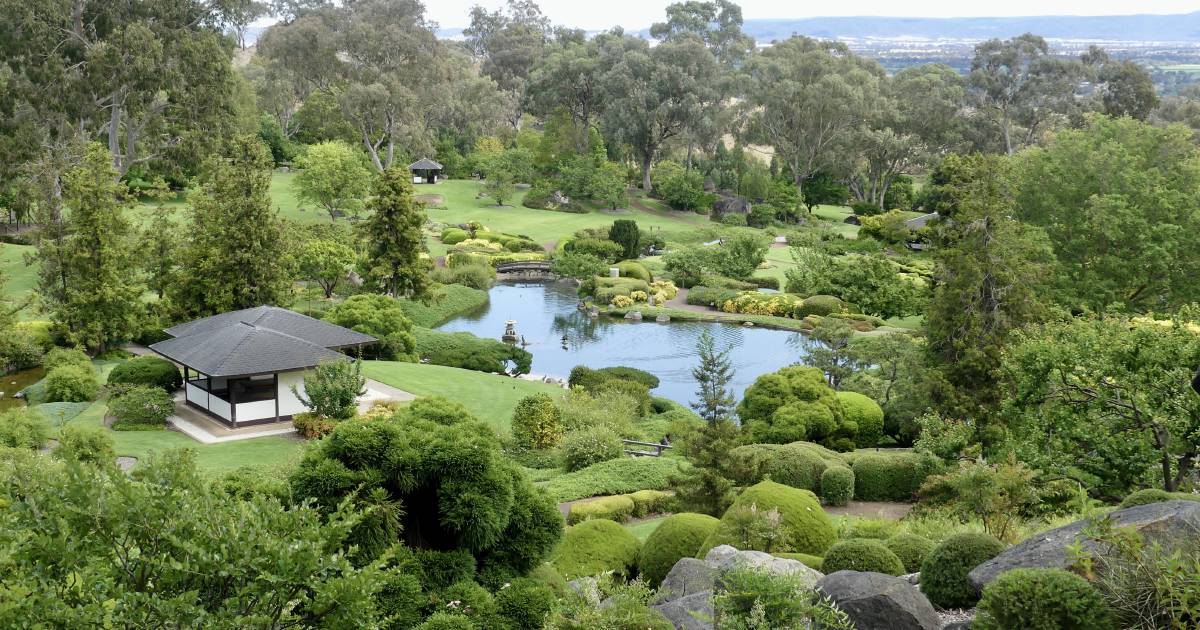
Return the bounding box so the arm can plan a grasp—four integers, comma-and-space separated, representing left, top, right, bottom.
437, 280, 809, 405
0, 366, 45, 412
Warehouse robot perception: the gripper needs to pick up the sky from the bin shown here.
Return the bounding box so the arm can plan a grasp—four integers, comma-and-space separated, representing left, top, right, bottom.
423, 0, 1200, 31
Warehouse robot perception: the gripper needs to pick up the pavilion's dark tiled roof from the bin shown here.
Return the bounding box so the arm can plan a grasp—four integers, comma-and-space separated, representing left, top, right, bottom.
151, 306, 376, 377
408, 158, 443, 171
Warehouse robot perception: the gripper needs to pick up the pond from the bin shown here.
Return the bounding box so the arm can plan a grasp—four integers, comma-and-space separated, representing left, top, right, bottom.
0, 366, 45, 412
436, 280, 810, 405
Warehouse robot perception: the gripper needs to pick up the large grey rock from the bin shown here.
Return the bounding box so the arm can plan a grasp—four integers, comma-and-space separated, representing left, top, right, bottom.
969, 500, 1200, 592
653, 558, 716, 605
704, 545, 824, 588
651, 591, 713, 630
567, 576, 598, 598
713, 194, 750, 215
816, 571, 940, 630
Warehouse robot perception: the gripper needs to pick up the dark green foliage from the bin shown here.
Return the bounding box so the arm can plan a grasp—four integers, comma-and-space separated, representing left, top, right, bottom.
406, 397, 475, 427
544, 457, 680, 502
974, 568, 1113, 630
43, 364, 99, 403
551, 519, 641, 580
851, 451, 942, 502
701, 481, 836, 556
1119, 488, 1200, 509
838, 391, 884, 448
360, 166, 432, 300
376, 572, 427, 629
560, 426, 623, 472
727, 442, 835, 491
511, 393, 564, 449
108, 385, 174, 427
416, 549, 478, 590
686, 286, 739, 307
565, 238, 623, 263
414, 612, 477, 630
215, 467, 290, 503
820, 466, 855, 507
884, 533, 936, 574
796, 295, 843, 317
638, 513, 721, 586
851, 201, 883, 216
609, 220, 641, 260
714, 567, 855, 629
43, 347, 91, 371
0, 329, 44, 371
597, 367, 660, 390
289, 407, 563, 579
323, 294, 417, 361
822, 539, 906, 576
0, 409, 50, 450
53, 426, 115, 466
413, 328, 532, 375
433, 580, 498, 625
737, 366, 847, 446
565, 366, 653, 416
106, 356, 182, 393
494, 577, 557, 630
920, 532, 1005, 609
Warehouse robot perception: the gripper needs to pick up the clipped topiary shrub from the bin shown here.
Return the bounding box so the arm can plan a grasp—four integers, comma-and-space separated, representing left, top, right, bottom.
700, 480, 836, 557
638, 512, 721, 587
974, 568, 1113, 630
851, 451, 942, 502
596, 366, 660, 390
106, 355, 182, 393
737, 366, 846, 446
628, 489, 672, 517
543, 457, 680, 502
796, 295, 843, 318
560, 426, 623, 472
884, 533, 936, 574
616, 260, 652, 282
414, 612, 477, 630
822, 539, 906, 576
727, 442, 831, 491
511, 393, 564, 449
108, 385, 175, 428
820, 466, 855, 506
551, 519, 641, 580
920, 532, 1005, 609
566, 495, 636, 525
43, 364, 99, 403
838, 391, 884, 448
495, 577, 557, 630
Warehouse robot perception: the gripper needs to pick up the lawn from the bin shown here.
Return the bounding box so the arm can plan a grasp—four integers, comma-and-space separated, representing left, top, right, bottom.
362, 360, 566, 434
1, 243, 38, 320
626, 515, 668, 541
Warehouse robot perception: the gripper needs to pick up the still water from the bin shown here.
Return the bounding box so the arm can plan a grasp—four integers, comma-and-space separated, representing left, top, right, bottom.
436, 280, 809, 405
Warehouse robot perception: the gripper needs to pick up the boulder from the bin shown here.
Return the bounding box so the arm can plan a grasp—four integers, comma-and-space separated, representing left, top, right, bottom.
655, 314, 671, 323
713, 194, 751, 216
651, 591, 713, 630
844, 215, 862, 225
969, 500, 1200, 592
624, 311, 643, 320
704, 545, 824, 589
816, 570, 940, 630
653, 558, 716, 605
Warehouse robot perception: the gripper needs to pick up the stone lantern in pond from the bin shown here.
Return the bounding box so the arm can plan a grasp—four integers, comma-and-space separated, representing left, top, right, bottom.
502, 320, 519, 342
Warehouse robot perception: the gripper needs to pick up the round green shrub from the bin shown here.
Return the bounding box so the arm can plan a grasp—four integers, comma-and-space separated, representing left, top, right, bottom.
974, 568, 1113, 630
107, 355, 182, 392
0, 328, 44, 370
628, 489, 671, 517
728, 443, 830, 491
1118, 488, 1200, 509
820, 466, 855, 506
376, 572, 425, 629
838, 391, 884, 448
884, 533, 935, 574
616, 260, 652, 282
560, 426, 623, 472
414, 612, 477, 630
551, 519, 641, 580
842, 518, 899, 540
920, 532, 1005, 609
495, 577, 557, 630
797, 295, 843, 317
43, 364, 99, 403
108, 385, 174, 427
597, 366, 660, 389
53, 425, 116, 466
0, 408, 50, 450
638, 512, 721, 586
43, 347, 90, 371
511, 393, 564, 449
737, 366, 846, 446
822, 539, 906, 576
566, 495, 635, 525
700, 480, 836, 557
434, 581, 497, 625
851, 451, 942, 502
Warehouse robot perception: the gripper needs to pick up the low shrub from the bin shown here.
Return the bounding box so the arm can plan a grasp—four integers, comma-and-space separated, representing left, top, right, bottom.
441, 227, 471, 244
44, 364, 99, 403
719, 292, 804, 318
616, 260, 652, 282
591, 277, 651, 304
628, 489, 672, 517
543, 457, 681, 502
838, 391, 884, 448
920, 532, 1005, 609
566, 495, 636, 525
597, 366, 660, 390
728, 443, 833, 491
822, 539, 906, 576
108, 385, 174, 427
561, 426, 623, 472
0, 408, 50, 450
106, 355, 182, 393
796, 295, 844, 318
974, 568, 1112, 630
511, 393, 564, 449
719, 213, 747, 226
700, 480, 836, 556
551, 519, 641, 580
0, 328, 44, 371
820, 466, 855, 506
1118, 488, 1200, 508
565, 238, 623, 263
841, 518, 899, 540
430, 263, 497, 290
292, 412, 336, 439
413, 328, 532, 375
53, 425, 116, 465
884, 533, 936, 574
43, 347, 90, 371
851, 201, 883, 216
432, 580, 497, 625
414, 612, 476, 630
851, 451, 942, 502
686, 285, 739, 307
495, 577, 557, 630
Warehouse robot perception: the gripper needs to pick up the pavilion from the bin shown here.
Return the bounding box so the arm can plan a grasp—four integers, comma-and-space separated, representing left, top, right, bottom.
149, 306, 376, 427
409, 157, 443, 184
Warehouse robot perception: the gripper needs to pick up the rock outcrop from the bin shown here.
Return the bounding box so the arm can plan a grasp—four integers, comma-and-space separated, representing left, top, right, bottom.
816, 570, 941, 630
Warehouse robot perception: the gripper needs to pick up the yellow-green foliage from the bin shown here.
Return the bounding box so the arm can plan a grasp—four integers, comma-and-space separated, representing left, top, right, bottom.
593, 276, 651, 304
727, 442, 841, 491
774, 552, 824, 571
720, 292, 804, 318
638, 513, 720, 586
737, 366, 847, 446
616, 260, 652, 282
567, 495, 635, 525
610, 295, 634, 308
511, 393, 565, 449
648, 280, 679, 303
628, 490, 672, 517
821, 539, 905, 576
699, 481, 836, 556
796, 295, 844, 317
552, 519, 642, 580
629, 290, 648, 302
837, 391, 884, 448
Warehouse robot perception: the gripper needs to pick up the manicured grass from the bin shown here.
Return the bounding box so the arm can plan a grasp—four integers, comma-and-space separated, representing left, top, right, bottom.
1, 243, 38, 320
361, 360, 566, 434
396, 284, 489, 327
626, 515, 668, 542
756, 246, 796, 286
603, 305, 813, 332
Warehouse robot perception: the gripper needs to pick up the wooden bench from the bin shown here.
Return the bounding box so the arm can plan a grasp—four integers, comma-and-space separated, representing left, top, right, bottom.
623, 439, 673, 457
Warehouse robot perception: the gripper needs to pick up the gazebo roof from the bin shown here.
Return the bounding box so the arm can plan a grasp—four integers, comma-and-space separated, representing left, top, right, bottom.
409, 158, 443, 171
151, 306, 376, 377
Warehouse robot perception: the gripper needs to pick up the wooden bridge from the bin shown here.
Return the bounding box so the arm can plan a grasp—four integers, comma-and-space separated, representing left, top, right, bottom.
623, 439, 673, 457
495, 260, 553, 273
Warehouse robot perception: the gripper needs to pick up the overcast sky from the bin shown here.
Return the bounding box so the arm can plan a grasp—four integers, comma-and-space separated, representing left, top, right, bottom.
423, 1, 1200, 31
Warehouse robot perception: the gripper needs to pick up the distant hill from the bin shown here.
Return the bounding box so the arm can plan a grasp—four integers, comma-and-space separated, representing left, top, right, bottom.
734, 12, 1200, 43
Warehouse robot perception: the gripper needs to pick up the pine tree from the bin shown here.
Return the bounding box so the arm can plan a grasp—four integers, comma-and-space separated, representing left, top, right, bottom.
171, 135, 294, 317
673, 330, 740, 516
359, 167, 431, 299
142, 209, 180, 300
691, 330, 736, 423
35, 143, 141, 352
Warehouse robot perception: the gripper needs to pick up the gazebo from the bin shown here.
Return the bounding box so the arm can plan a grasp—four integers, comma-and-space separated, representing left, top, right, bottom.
409, 158, 443, 184
149, 306, 376, 427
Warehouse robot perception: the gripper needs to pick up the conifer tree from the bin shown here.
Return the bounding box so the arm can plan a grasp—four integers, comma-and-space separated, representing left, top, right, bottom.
672, 330, 740, 516
359, 167, 431, 299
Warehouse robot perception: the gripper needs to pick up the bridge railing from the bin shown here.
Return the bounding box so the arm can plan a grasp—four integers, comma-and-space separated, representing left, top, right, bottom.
622, 439, 672, 457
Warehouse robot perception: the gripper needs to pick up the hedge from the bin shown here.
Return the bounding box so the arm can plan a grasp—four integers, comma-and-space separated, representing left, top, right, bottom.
819, 466, 855, 506
700, 481, 836, 556
107, 356, 182, 393
685, 286, 739, 308
974, 568, 1112, 630
108, 385, 175, 427
551, 519, 642, 580
796, 295, 844, 317
43, 347, 90, 371
728, 442, 835, 492
638, 513, 720, 586
850, 451, 942, 502
920, 532, 1005, 609
838, 391, 884, 448
616, 260, 652, 282
884, 533, 936, 574
596, 366, 660, 390
543, 456, 681, 502
628, 489, 672, 517
566, 495, 635, 525
821, 539, 905, 576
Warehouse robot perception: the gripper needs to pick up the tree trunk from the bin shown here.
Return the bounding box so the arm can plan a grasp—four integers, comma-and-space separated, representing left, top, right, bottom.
641, 155, 653, 192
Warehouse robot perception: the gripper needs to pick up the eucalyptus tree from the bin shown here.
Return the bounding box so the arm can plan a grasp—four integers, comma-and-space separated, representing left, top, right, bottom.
463, 0, 551, 94
650, 0, 756, 69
